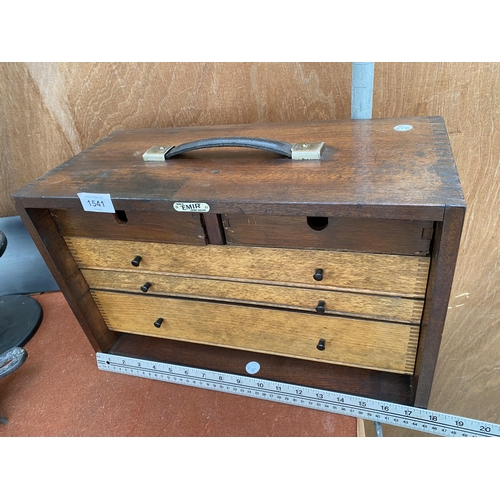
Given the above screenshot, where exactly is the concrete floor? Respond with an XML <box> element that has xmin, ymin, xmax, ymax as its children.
<box><xmin>0</xmin><ymin>292</ymin><xmax>359</xmax><ymax>437</ymax></box>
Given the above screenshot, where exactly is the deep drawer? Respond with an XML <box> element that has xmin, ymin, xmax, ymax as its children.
<box><xmin>92</xmin><ymin>290</ymin><xmax>420</xmax><ymax>375</ymax></box>
<box><xmin>222</xmin><ymin>215</ymin><xmax>434</xmax><ymax>255</ymax></box>
<box><xmin>67</xmin><ymin>237</ymin><xmax>430</xmax><ymax>297</ymax></box>
<box><xmin>51</xmin><ymin>208</ymin><xmax>207</xmax><ymax>245</ymax></box>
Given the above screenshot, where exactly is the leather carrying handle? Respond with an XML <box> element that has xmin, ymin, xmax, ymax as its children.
<box><xmin>143</xmin><ymin>137</ymin><xmax>325</xmax><ymax>161</ymax></box>
<box><xmin>165</xmin><ymin>137</ymin><xmax>293</xmax><ymax>158</ymax></box>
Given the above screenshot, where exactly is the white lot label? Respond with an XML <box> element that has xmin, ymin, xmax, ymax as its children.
<box><xmin>78</xmin><ymin>192</ymin><xmax>115</xmax><ymax>213</ymax></box>
<box><xmin>173</xmin><ymin>202</ymin><xmax>210</xmax><ymax>212</ymax></box>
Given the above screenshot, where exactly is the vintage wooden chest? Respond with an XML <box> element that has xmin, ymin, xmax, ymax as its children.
<box><xmin>13</xmin><ymin>117</ymin><xmax>465</xmax><ymax>408</ymax></box>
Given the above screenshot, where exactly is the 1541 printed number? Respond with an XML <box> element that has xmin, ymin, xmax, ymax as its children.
<box><xmin>77</xmin><ymin>192</ymin><xmax>115</xmax><ymax>213</ymax></box>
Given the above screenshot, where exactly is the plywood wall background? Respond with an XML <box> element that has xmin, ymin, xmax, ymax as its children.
<box><xmin>1</xmin><ymin>62</ymin><xmax>498</xmax><ymax>436</ymax></box>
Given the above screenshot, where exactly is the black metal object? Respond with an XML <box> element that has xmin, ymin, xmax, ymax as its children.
<box><xmin>0</xmin><ymin>227</ymin><xmax>43</xmax><ymax>425</ymax></box>
<box><xmin>0</xmin><ymin>295</ymin><xmax>43</xmax><ymax>353</ymax></box>
<box><xmin>316</xmin><ymin>300</ymin><xmax>326</xmax><ymax>314</ymax></box>
<box><xmin>154</xmin><ymin>318</ymin><xmax>164</xmax><ymax>328</ymax></box>
<box><xmin>131</xmin><ymin>256</ymin><xmax>142</xmax><ymax>267</ymax></box>
<box><xmin>0</xmin><ymin>347</ymin><xmax>28</xmax><ymax>380</ymax></box>
<box><xmin>316</xmin><ymin>339</ymin><xmax>326</xmax><ymax>351</ymax></box>
<box><xmin>141</xmin><ymin>282</ymin><xmax>152</xmax><ymax>293</ymax></box>
<box><xmin>313</xmin><ymin>269</ymin><xmax>324</xmax><ymax>281</ymax></box>
<box><xmin>0</xmin><ymin>230</ymin><xmax>6</xmax><ymax>258</ymax></box>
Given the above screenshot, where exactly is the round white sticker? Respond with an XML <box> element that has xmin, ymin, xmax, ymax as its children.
<box><xmin>245</xmin><ymin>361</ymin><xmax>261</xmax><ymax>375</ymax></box>
<box><xmin>394</xmin><ymin>124</ymin><xmax>413</xmax><ymax>132</ymax></box>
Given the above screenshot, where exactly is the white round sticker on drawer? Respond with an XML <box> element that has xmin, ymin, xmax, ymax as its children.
<box><xmin>245</xmin><ymin>361</ymin><xmax>261</xmax><ymax>375</ymax></box>
<box><xmin>173</xmin><ymin>202</ymin><xmax>210</xmax><ymax>212</ymax></box>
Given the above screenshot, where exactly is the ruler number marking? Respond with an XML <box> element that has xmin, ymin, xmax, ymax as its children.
<box><xmin>96</xmin><ymin>353</ymin><xmax>499</xmax><ymax>438</ymax></box>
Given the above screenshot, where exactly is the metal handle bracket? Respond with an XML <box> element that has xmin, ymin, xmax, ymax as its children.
<box><xmin>291</xmin><ymin>142</ymin><xmax>325</xmax><ymax>160</ymax></box>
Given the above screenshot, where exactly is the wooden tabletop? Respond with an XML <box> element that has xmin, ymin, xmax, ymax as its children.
<box><xmin>14</xmin><ymin>116</ymin><xmax>465</xmax><ymax>220</ymax></box>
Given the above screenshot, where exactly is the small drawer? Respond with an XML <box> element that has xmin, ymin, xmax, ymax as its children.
<box><xmin>82</xmin><ymin>269</ymin><xmax>425</xmax><ymax>324</ymax></box>
<box><xmin>92</xmin><ymin>291</ymin><xmax>420</xmax><ymax>375</ymax></box>
<box><xmin>51</xmin><ymin>208</ymin><xmax>207</xmax><ymax>245</ymax></box>
<box><xmin>67</xmin><ymin>237</ymin><xmax>430</xmax><ymax>298</ymax></box>
<box><xmin>222</xmin><ymin>215</ymin><xmax>434</xmax><ymax>255</ymax></box>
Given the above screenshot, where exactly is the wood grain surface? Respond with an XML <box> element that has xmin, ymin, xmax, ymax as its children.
<box><xmin>82</xmin><ymin>269</ymin><xmax>425</xmax><ymax>324</ymax></box>
<box><xmin>51</xmin><ymin>208</ymin><xmax>207</xmax><ymax>244</ymax></box>
<box><xmin>111</xmin><ymin>333</ymin><xmax>415</xmax><ymax>406</ymax></box>
<box><xmin>372</xmin><ymin>63</ymin><xmax>500</xmax><ymax>436</ymax></box>
<box><xmin>2</xmin><ymin>62</ymin><xmax>499</xmax><ymax>436</ymax></box>
<box><xmin>66</xmin><ymin>236</ymin><xmax>430</xmax><ymax>297</ymax></box>
<box><xmin>14</xmin><ymin>206</ymin><xmax>118</xmax><ymax>352</ymax></box>
<box><xmin>13</xmin><ymin>117</ymin><xmax>461</xmax><ymax>220</ymax></box>
<box><xmin>92</xmin><ymin>290</ymin><xmax>419</xmax><ymax>374</ymax></box>
<box><xmin>1</xmin><ymin>62</ymin><xmax>351</xmax><ymax>217</ymax></box>
<box><xmin>222</xmin><ymin>214</ymin><xmax>434</xmax><ymax>255</ymax></box>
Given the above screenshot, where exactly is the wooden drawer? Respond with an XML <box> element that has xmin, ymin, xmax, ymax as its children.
<box><xmin>92</xmin><ymin>290</ymin><xmax>420</xmax><ymax>375</ymax></box>
<box><xmin>67</xmin><ymin>237</ymin><xmax>430</xmax><ymax>297</ymax></box>
<box><xmin>82</xmin><ymin>269</ymin><xmax>425</xmax><ymax>324</ymax></box>
<box><xmin>222</xmin><ymin>215</ymin><xmax>434</xmax><ymax>255</ymax></box>
<box><xmin>51</xmin><ymin>208</ymin><xmax>207</xmax><ymax>245</ymax></box>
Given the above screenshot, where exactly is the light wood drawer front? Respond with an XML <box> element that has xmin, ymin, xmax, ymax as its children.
<box><xmin>68</xmin><ymin>237</ymin><xmax>430</xmax><ymax>298</ymax></box>
<box><xmin>83</xmin><ymin>269</ymin><xmax>424</xmax><ymax>324</ymax></box>
<box><xmin>92</xmin><ymin>291</ymin><xmax>419</xmax><ymax>375</ymax></box>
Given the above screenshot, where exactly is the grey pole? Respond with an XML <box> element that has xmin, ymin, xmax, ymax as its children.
<box><xmin>351</xmin><ymin>62</ymin><xmax>381</xmax><ymax>437</ymax></box>
<box><xmin>351</xmin><ymin>62</ymin><xmax>375</xmax><ymax>119</ymax></box>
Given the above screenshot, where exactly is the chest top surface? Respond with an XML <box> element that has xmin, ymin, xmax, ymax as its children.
<box><xmin>15</xmin><ymin>116</ymin><xmax>465</xmax><ymax>220</ymax></box>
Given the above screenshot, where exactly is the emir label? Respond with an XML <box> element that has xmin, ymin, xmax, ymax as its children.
<box><xmin>173</xmin><ymin>202</ymin><xmax>210</xmax><ymax>213</ymax></box>
<box><xmin>77</xmin><ymin>192</ymin><xmax>116</xmax><ymax>213</ymax></box>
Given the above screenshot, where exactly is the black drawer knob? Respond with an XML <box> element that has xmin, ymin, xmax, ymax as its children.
<box><xmin>141</xmin><ymin>282</ymin><xmax>152</xmax><ymax>293</ymax></box>
<box><xmin>154</xmin><ymin>318</ymin><xmax>164</xmax><ymax>328</ymax></box>
<box><xmin>316</xmin><ymin>338</ymin><xmax>326</xmax><ymax>351</ymax></box>
<box><xmin>316</xmin><ymin>300</ymin><xmax>326</xmax><ymax>314</ymax></box>
<box><xmin>313</xmin><ymin>269</ymin><xmax>324</xmax><ymax>281</ymax></box>
<box><xmin>131</xmin><ymin>256</ymin><xmax>142</xmax><ymax>267</ymax></box>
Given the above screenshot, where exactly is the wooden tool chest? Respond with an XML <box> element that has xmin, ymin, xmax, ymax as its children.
<box><xmin>13</xmin><ymin>116</ymin><xmax>465</xmax><ymax>408</ymax></box>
